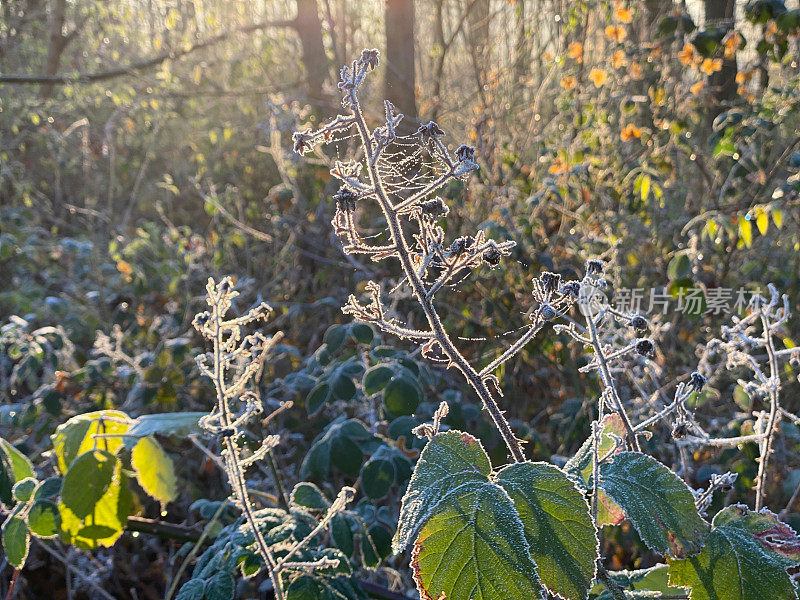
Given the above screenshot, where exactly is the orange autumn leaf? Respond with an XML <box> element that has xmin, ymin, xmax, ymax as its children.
<box><xmin>723</xmin><ymin>32</ymin><xmax>742</xmax><ymax>58</ymax></box>
<box><xmin>589</xmin><ymin>68</ymin><xmax>608</xmax><ymax>87</ymax></box>
<box><xmin>628</xmin><ymin>62</ymin><xmax>643</xmax><ymax>79</ymax></box>
<box><xmin>567</xmin><ymin>41</ymin><xmax>583</xmax><ymax>62</ymax></box>
<box><xmin>605</xmin><ymin>24</ymin><xmax>627</xmax><ymax>43</ymax></box>
<box><xmin>700</xmin><ymin>58</ymin><xmax>722</xmax><ymax>75</ymax></box>
<box><xmin>614</xmin><ymin>2</ymin><xmax>633</xmax><ymax>23</ymax></box>
<box><xmin>678</xmin><ymin>43</ymin><xmax>696</xmax><ymax>66</ymax></box>
<box><xmin>620</xmin><ymin>123</ymin><xmax>641</xmax><ymax>141</ymax></box>
<box><xmin>690</xmin><ymin>80</ymin><xmax>704</xmax><ymax>95</ymax></box>
<box><xmin>549</xmin><ymin>156</ymin><xmax>569</xmax><ymax>175</ymax></box>
<box><xmin>612</xmin><ymin>49</ymin><xmax>627</xmax><ymax>69</ymax></box>
<box><xmin>560</xmin><ymin>76</ymin><xmax>577</xmax><ymax>90</ymax></box>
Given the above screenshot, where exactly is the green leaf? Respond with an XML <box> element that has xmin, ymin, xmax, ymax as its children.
<box><xmin>362</xmin><ymin>365</ymin><xmax>393</xmax><ymax>396</ymax></box>
<box><xmin>205</xmin><ymin>571</ymin><xmax>235</xmax><ymax>600</ymax></box>
<box><xmin>59</xmin><ymin>464</ymin><xmax>132</xmax><ymax>549</ymax></box>
<box><xmin>306</xmin><ymin>382</ymin><xmax>331</xmax><ymax>415</ymax></box>
<box><xmin>0</xmin><ymin>438</ymin><xmax>35</xmax><ymax>504</ymax></box>
<box><xmin>591</xmin><ymin>564</ymin><xmax>684</xmax><ymax>599</ymax></box>
<box><xmin>33</xmin><ymin>477</ymin><xmax>62</xmax><ymax>500</ymax></box>
<box><xmin>361</xmin><ymin>458</ymin><xmax>395</xmax><ymax>499</ymax></box>
<box><xmin>411</xmin><ymin>482</ymin><xmax>544</xmax><ymax>600</ymax></box>
<box><xmin>175</xmin><ymin>579</ymin><xmax>205</xmax><ymax>600</ymax></box>
<box><xmin>599</xmin><ymin>452</ymin><xmax>709</xmax><ymax>558</ymax></box>
<box><xmin>668</xmin><ymin>505</ymin><xmax>800</xmax><ymax>600</ymax></box>
<box><xmin>2</xmin><ymin>515</ymin><xmax>29</xmax><ymax>568</ymax></box>
<box><xmin>12</xmin><ymin>477</ymin><xmax>37</xmax><ymax>502</ymax></box>
<box><xmin>496</xmin><ymin>462</ymin><xmax>598</xmax><ymax>600</ymax></box>
<box><xmin>51</xmin><ymin>410</ymin><xmax>130</xmax><ymax>473</ymax></box>
<box><xmin>125</xmin><ymin>412</ymin><xmax>204</xmax><ymax>441</ymax></box>
<box><xmin>383</xmin><ymin>376</ymin><xmax>421</xmax><ymax>417</ymax></box>
<box><xmin>330</xmin><ymin>513</ymin><xmax>355</xmax><ymax>557</ymax></box>
<box><xmin>28</xmin><ymin>500</ymin><xmax>61</xmax><ymax>538</ymax></box>
<box><xmin>323</xmin><ymin>325</ymin><xmax>348</xmax><ymax>353</ymax></box>
<box><xmin>668</xmin><ymin>253</ymin><xmax>692</xmax><ymax>281</ymax></box>
<box><xmin>350</xmin><ymin>323</ymin><xmax>374</xmax><ymax>345</ymax></box>
<box><xmin>290</xmin><ymin>482</ymin><xmax>330</xmax><ymax>511</ymax></box>
<box><xmin>132</xmin><ymin>436</ymin><xmax>177</xmax><ymax>505</ymax></box>
<box><xmin>61</xmin><ymin>450</ymin><xmax>117</xmax><ymax>519</ymax></box>
<box><xmin>394</xmin><ymin>430</ymin><xmax>491</xmax><ymax>552</ymax></box>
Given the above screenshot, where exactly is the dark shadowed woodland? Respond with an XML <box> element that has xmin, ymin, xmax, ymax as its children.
<box><xmin>2</xmin><ymin>0</ymin><xmax>800</xmax><ymax>599</ymax></box>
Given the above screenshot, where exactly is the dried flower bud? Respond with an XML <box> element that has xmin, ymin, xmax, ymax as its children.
<box><xmin>417</xmin><ymin>121</ymin><xmax>445</xmax><ymax>143</ymax></box>
<box><xmin>635</xmin><ymin>338</ymin><xmax>655</xmax><ymax>356</ymax></box>
<box><xmin>420</xmin><ymin>197</ymin><xmax>449</xmax><ymax>219</ymax></box>
<box><xmin>449</xmin><ymin>236</ymin><xmax>474</xmax><ymax>257</ymax></box>
<box><xmin>455</xmin><ymin>144</ymin><xmax>476</xmax><ymax>163</ymax></box>
<box><xmin>333</xmin><ymin>187</ymin><xmax>358</xmax><ymax>212</ymax></box>
<box><xmin>219</xmin><ymin>279</ymin><xmax>232</xmax><ymax>293</ymax></box>
<box><xmin>193</xmin><ymin>312</ymin><xmax>210</xmax><ymax>327</ymax></box>
<box><xmin>541</xmin><ymin>304</ymin><xmax>557</xmax><ymax>321</ymax></box>
<box><xmin>586</xmin><ymin>259</ymin><xmax>604</xmax><ymax>275</ymax></box>
<box><xmin>559</xmin><ymin>281</ymin><xmax>581</xmax><ymax>298</ymax></box>
<box><xmin>630</xmin><ymin>314</ymin><xmax>648</xmax><ymax>331</ymax></box>
<box><xmin>672</xmin><ymin>422</ymin><xmax>689</xmax><ymax>439</ymax></box>
<box><xmin>292</xmin><ymin>129</ymin><xmax>314</xmax><ymax>154</ymax></box>
<box><xmin>689</xmin><ymin>371</ymin><xmax>706</xmax><ymax>392</ymax></box>
<box><xmin>482</xmin><ymin>244</ymin><xmax>502</xmax><ymax>267</ymax></box>
<box><xmin>540</xmin><ymin>271</ymin><xmax>562</xmax><ymax>292</ymax></box>
<box><xmin>360</xmin><ymin>49</ymin><xmax>380</xmax><ymax>70</ymax></box>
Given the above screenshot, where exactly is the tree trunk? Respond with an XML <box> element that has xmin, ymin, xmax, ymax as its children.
<box><xmin>384</xmin><ymin>0</ymin><xmax>418</xmax><ymax>131</ymax></box>
<box><xmin>41</xmin><ymin>0</ymin><xmax>67</xmax><ymax>98</ymax></box>
<box><xmin>704</xmin><ymin>0</ymin><xmax>737</xmax><ymax>112</ymax></box>
<box><xmin>294</xmin><ymin>0</ymin><xmax>329</xmax><ymax>112</ymax></box>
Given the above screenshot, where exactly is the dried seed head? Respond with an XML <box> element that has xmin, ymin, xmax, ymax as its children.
<box><xmin>360</xmin><ymin>49</ymin><xmax>380</xmax><ymax>70</ymax></box>
<box><xmin>586</xmin><ymin>259</ymin><xmax>604</xmax><ymax>275</ymax></box>
<box><xmin>689</xmin><ymin>371</ymin><xmax>707</xmax><ymax>392</ymax></box>
<box><xmin>635</xmin><ymin>338</ymin><xmax>655</xmax><ymax>356</ymax></box>
<box><xmin>672</xmin><ymin>422</ymin><xmax>689</xmax><ymax>439</ymax></box>
<box><xmin>193</xmin><ymin>312</ymin><xmax>210</xmax><ymax>328</ymax></box>
<box><xmin>449</xmin><ymin>235</ymin><xmax>474</xmax><ymax>257</ymax></box>
<box><xmin>541</xmin><ymin>304</ymin><xmax>557</xmax><ymax>321</ymax></box>
<box><xmin>420</xmin><ymin>197</ymin><xmax>449</xmax><ymax>219</ymax></box>
<box><xmin>333</xmin><ymin>187</ymin><xmax>358</xmax><ymax>212</ymax></box>
<box><xmin>417</xmin><ymin>121</ymin><xmax>445</xmax><ymax>143</ymax></box>
<box><xmin>482</xmin><ymin>243</ymin><xmax>502</xmax><ymax>267</ymax></box>
<box><xmin>540</xmin><ymin>271</ymin><xmax>562</xmax><ymax>292</ymax></box>
<box><xmin>630</xmin><ymin>314</ymin><xmax>648</xmax><ymax>331</ymax></box>
<box><xmin>455</xmin><ymin>144</ymin><xmax>476</xmax><ymax>163</ymax></box>
<box><xmin>219</xmin><ymin>279</ymin><xmax>233</xmax><ymax>293</ymax></box>
<box><xmin>559</xmin><ymin>281</ymin><xmax>581</xmax><ymax>298</ymax></box>
<box><xmin>292</xmin><ymin>129</ymin><xmax>314</xmax><ymax>154</ymax></box>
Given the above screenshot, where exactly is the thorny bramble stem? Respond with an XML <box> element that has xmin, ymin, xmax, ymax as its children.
<box><xmin>291</xmin><ymin>50</ymin><xmax>573</xmax><ymax>462</ymax></box>
<box><xmin>194</xmin><ymin>277</ymin><xmax>355</xmax><ymax>598</ymax></box>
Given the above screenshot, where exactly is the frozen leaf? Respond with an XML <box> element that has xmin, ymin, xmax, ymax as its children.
<box><xmin>290</xmin><ymin>482</ymin><xmax>330</xmax><ymax>511</ymax></box>
<box><xmin>599</xmin><ymin>452</ymin><xmax>709</xmax><ymax>558</ymax></box>
<box><xmin>411</xmin><ymin>482</ymin><xmax>544</xmax><ymax>600</ymax></box>
<box><xmin>27</xmin><ymin>500</ymin><xmax>61</xmax><ymax>538</ymax></box>
<box><xmin>564</xmin><ymin>414</ymin><xmax>626</xmax><ymax>527</ymax></box>
<box><xmin>394</xmin><ymin>430</ymin><xmax>491</xmax><ymax>552</ymax></box>
<box><xmin>668</xmin><ymin>504</ymin><xmax>800</xmax><ymax>600</ymax></box>
<box><xmin>496</xmin><ymin>462</ymin><xmax>598</xmax><ymax>600</ymax></box>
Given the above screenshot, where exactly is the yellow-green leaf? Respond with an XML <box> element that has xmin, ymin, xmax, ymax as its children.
<box><xmin>131</xmin><ymin>437</ymin><xmax>177</xmax><ymax>505</ymax></box>
<box><xmin>51</xmin><ymin>410</ymin><xmax>131</xmax><ymax>473</ymax></box>
<box><xmin>773</xmin><ymin>209</ymin><xmax>783</xmax><ymax>229</ymax></box>
<box><xmin>738</xmin><ymin>215</ymin><xmax>753</xmax><ymax>248</ymax></box>
<box><xmin>756</xmin><ymin>210</ymin><xmax>769</xmax><ymax>235</ymax></box>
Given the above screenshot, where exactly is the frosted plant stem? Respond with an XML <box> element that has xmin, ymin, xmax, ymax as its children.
<box><xmin>210</xmin><ymin>305</ymin><xmax>285</xmax><ymax>600</ymax></box>
<box><xmin>348</xmin><ymin>91</ymin><xmax>526</xmax><ymax>463</ymax></box>
<box><xmin>585</xmin><ymin>312</ymin><xmax>641</xmax><ymax>453</ymax></box>
<box><xmin>755</xmin><ymin>311</ymin><xmax>781</xmax><ymax>511</ymax></box>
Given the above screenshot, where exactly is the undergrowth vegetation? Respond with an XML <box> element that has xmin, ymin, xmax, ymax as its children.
<box><xmin>2</xmin><ymin>1</ymin><xmax>800</xmax><ymax>599</ymax></box>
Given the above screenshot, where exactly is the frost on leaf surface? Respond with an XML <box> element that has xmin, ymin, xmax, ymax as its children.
<box><xmin>411</xmin><ymin>482</ymin><xmax>544</xmax><ymax>600</ymax></box>
<box><xmin>394</xmin><ymin>430</ymin><xmax>491</xmax><ymax>552</ymax></box>
<box><xmin>598</xmin><ymin>452</ymin><xmax>708</xmax><ymax>558</ymax></box>
<box><xmin>496</xmin><ymin>462</ymin><xmax>598</xmax><ymax>600</ymax></box>
<box><xmin>668</xmin><ymin>504</ymin><xmax>800</xmax><ymax>600</ymax></box>
<box><xmin>564</xmin><ymin>414</ymin><xmax>625</xmax><ymax>527</ymax></box>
